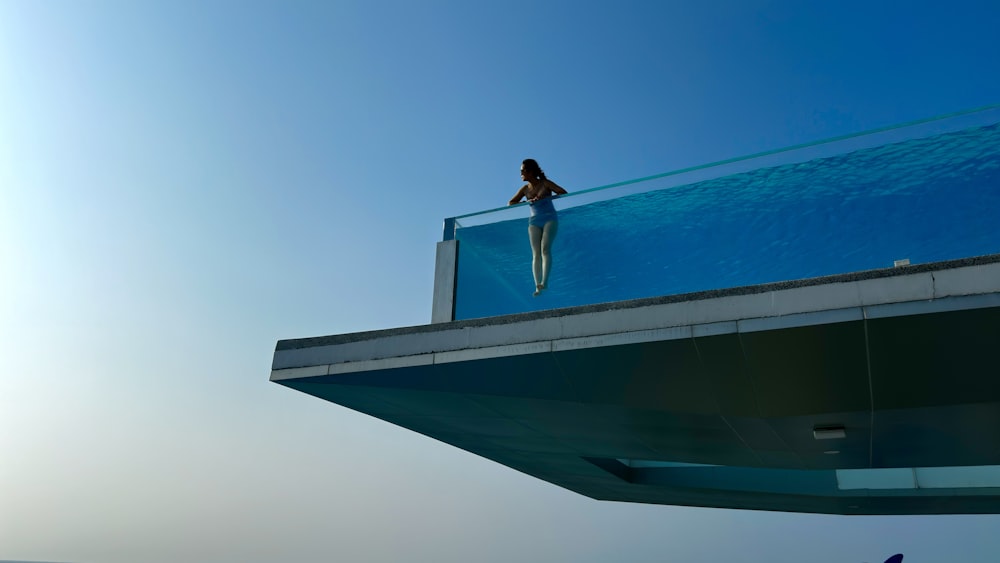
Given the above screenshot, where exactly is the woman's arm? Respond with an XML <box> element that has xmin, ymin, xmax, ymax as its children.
<box><xmin>508</xmin><ymin>185</ymin><xmax>528</xmax><ymax>205</ymax></box>
<box><xmin>547</xmin><ymin>180</ymin><xmax>568</xmax><ymax>196</ymax></box>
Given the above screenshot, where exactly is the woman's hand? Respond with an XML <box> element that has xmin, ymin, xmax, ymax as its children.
<box><xmin>508</xmin><ymin>185</ymin><xmax>528</xmax><ymax>206</ymax></box>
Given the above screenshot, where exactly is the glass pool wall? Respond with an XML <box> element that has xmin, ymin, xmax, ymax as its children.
<box><xmin>449</xmin><ymin>106</ymin><xmax>1000</xmax><ymax>320</ymax></box>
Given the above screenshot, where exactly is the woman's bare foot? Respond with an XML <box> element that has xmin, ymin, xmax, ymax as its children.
<box><xmin>533</xmin><ymin>284</ymin><xmax>545</xmax><ymax>297</ymax></box>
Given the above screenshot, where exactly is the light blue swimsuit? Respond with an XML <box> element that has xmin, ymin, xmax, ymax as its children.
<box><xmin>529</xmin><ymin>197</ymin><xmax>558</xmax><ymax>228</ymax></box>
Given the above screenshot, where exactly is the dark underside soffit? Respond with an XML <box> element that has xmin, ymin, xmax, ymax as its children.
<box><xmin>277</xmin><ymin>305</ymin><xmax>1000</xmax><ymax>515</ymax></box>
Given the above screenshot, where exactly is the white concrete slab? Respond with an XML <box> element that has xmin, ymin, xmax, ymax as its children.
<box><xmin>934</xmin><ymin>263</ymin><xmax>1000</xmax><ymax>298</ymax></box>
<box><xmin>272</xmin><ymin>255</ymin><xmax>1000</xmax><ymax>378</ymax></box>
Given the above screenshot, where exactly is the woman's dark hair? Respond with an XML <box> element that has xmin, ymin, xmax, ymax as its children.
<box><xmin>522</xmin><ymin>158</ymin><xmax>547</xmax><ymax>182</ymax></box>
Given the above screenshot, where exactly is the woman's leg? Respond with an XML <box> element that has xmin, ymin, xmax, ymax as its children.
<box><xmin>528</xmin><ymin>225</ymin><xmax>543</xmax><ymax>292</ymax></box>
<box><xmin>539</xmin><ymin>220</ymin><xmax>559</xmax><ymax>289</ymax></box>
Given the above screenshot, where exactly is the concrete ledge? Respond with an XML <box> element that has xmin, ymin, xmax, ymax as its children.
<box><xmin>272</xmin><ymin>254</ymin><xmax>1000</xmax><ymax>374</ymax></box>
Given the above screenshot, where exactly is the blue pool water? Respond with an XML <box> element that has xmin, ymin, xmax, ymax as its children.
<box><xmin>454</xmin><ymin>122</ymin><xmax>1000</xmax><ymax>320</ymax></box>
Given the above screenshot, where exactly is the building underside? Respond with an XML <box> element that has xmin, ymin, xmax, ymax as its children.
<box><xmin>271</xmin><ymin>255</ymin><xmax>1000</xmax><ymax>515</ymax></box>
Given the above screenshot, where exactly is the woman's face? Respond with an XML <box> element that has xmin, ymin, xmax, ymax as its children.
<box><xmin>520</xmin><ymin>164</ymin><xmax>533</xmax><ymax>182</ymax></box>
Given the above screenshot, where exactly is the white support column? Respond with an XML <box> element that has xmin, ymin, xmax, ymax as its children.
<box><xmin>431</xmin><ymin>239</ymin><xmax>459</xmax><ymax>323</ymax></box>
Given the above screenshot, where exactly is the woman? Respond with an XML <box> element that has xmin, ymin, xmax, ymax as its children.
<box><xmin>508</xmin><ymin>158</ymin><xmax>568</xmax><ymax>296</ymax></box>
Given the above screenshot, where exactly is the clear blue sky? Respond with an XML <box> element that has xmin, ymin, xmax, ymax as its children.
<box><xmin>2</xmin><ymin>1</ymin><xmax>999</xmax><ymax>562</ymax></box>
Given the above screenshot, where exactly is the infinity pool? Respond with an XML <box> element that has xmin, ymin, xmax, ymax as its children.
<box><xmin>452</xmin><ymin>112</ymin><xmax>1000</xmax><ymax>320</ymax></box>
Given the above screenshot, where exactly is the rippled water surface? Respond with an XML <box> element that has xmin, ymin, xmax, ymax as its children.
<box><xmin>455</xmin><ymin>123</ymin><xmax>1000</xmax><ymax>320</ymax></box>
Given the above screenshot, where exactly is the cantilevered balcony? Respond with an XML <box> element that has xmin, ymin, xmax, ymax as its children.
<box><xmin>273</xmin><ymin>105</ymin><xmax>1000</xmax><ymax>515</ymax></box>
